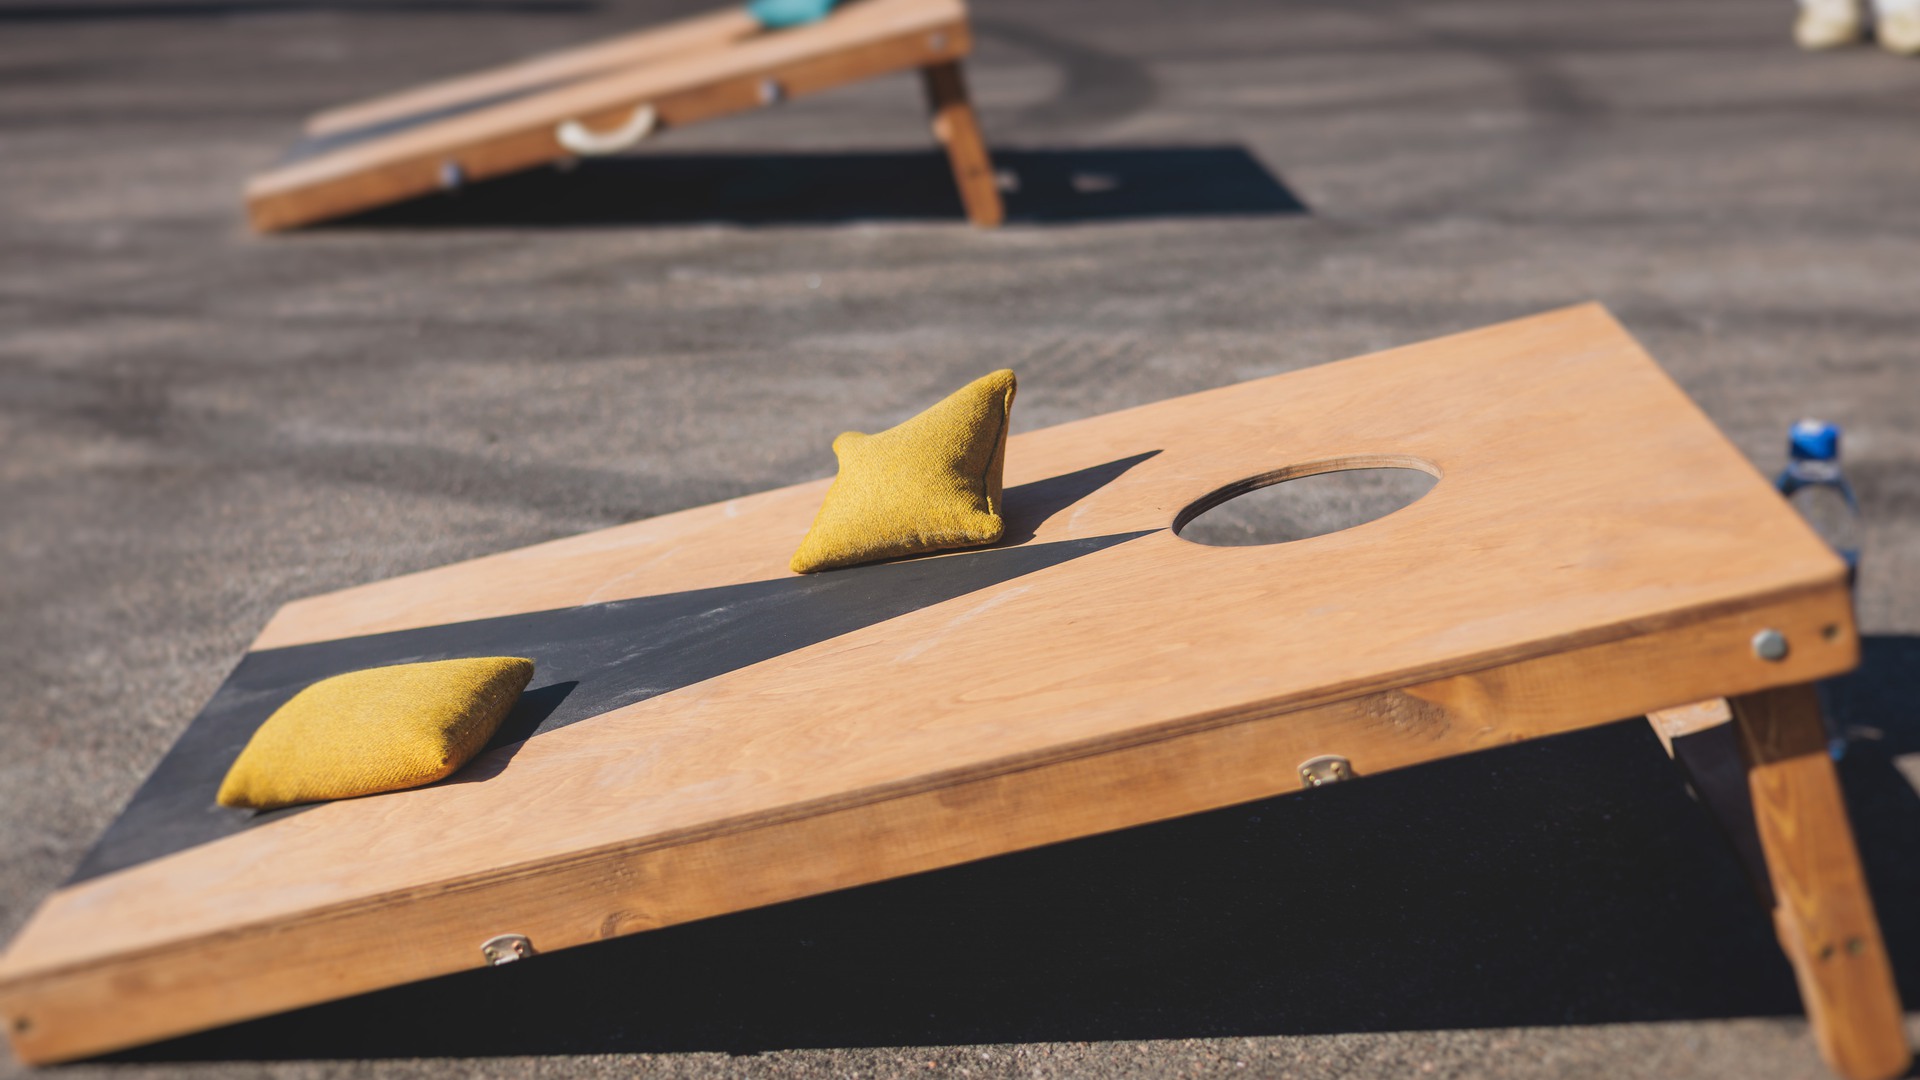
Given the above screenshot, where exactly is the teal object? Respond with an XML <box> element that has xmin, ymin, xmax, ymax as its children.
<box><xmin>748</xmin><ymin>0</ymin><xmax>837</xmax><ymax>29</ymax></box>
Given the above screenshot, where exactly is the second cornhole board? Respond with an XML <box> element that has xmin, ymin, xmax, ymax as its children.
<box><xmin>244</xmin><ymin>0</ymin><xmax>1002</xmax><ymax>230</ymax></box>
<box><xmin>0</xmin><ymin>305</ymin><xmax>1906</xmax><ymax>1078</ymax></box>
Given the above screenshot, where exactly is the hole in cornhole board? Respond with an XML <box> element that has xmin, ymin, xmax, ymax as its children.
<box><xmin>1175</xmin><ymin>458</ymin><xmax>1439</xmax><ymax>547</ymax></box>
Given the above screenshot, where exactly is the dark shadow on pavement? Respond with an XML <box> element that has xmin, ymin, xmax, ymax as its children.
<box><xmin>322</xmin><ymin>147</ymin><xmax>1306</xmax><ymax>228</ymax></box>
<box><xmin>104</xmin><ymin>636</ymin><xmax>1920</xmax><ymax>1062</ymax></box>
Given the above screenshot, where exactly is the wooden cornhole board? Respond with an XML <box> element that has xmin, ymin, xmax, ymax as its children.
<box><xmin>0</xmin><ymin>305</ymin><xmax>1908</xmax><ymax>1077</ymax></box>
<box><xmin>244</xmin><ymin>0</ymin><xmax>1002</xmax><ymax>231</ymax></box>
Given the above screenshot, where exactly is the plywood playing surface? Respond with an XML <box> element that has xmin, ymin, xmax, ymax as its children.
<box><xmin>245</xmin><ymin>0</ymin><xmax>988</xmax><ymax>231</ymax></box>
<box><xmin>0</xmin><ymin>305</ymin><xmax>1873</xmax><ymax>1064</ymax></box>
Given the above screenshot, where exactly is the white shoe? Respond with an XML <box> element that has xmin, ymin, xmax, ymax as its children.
<box><xmin>1796</xmin><ymin>8</ymin><xmax>1864</xmax><ymax>47</ymax></box>
<box><xmin>1879</xmin><ymin>10</ymin><xmax>1920</xmax><ymax>53</ymax></box>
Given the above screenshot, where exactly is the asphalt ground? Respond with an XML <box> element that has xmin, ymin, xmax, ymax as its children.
<box><xmin>3</xmin><ymin>0</ymin><xmax>1919</xmax><ymax>1076</ymax></box>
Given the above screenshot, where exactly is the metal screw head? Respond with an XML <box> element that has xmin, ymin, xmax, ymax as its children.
<box><xmin>437</xmin><ymin>159</ymin><xmax>465</xmax><ymax>192</ymax></box>
<box><xmin>481</xmin><ymin>933</ymin><xmax>534</xmax><ymax>966</ymax></box>
<box><xmin>1752</xmin><ymin>628</ymin><xmax>1789</xmax><ymax>662</ymax></box>
<box><xmin>758</xmin><ymin>78</ymin><xmax>784</xmax><ymax>105</ymax></box>
<box><xmin>928</xmin><ymin>31</ymin><xmax>948</xmax><ymax>50</ymax></box>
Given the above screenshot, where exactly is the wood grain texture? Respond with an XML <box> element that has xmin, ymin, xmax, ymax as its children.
<box><xmin>245</xmin><ymin>0</ymin><xmax>972</xmax><ymax>231</ymax></box>
<box><xmin>0</xmin><ymin>595</ymin><xmax>1859</xmax><ymax>1063</ymax></box>
<box><xmin>251</xmin><ymin>302</ymin><xmax>1853</xmax><ymax>649</ymax></box>
<box><xmin>1730</xmin><ymin>686</ymin><xmax>1911</xmax><ymax>1080</ymax></box>
<box><xmin>0</xmin><ymin>304</ymin><xmax>1869</xmax><ymax>1062</ymax></box>
<box><xmin>921</xmin><ymin>60</ymin><xmax>1003</xmax><ymax>227</ymax></box>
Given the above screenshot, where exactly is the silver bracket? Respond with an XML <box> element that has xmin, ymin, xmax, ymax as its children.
<box><xmin>481</xmin><ymin>933</ymin><xmax>535</xmax><ymax>966</ymax></box>
<box><xmin>1298</xmin><ymin>755</ymin><xmax>1354</xmax><ymax>788</ymax></box>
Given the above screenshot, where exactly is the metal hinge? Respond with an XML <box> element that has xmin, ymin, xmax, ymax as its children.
<box><xmin>481</xmin><ymin>934</ymin><xmax>535</xmax><ymax>966</ymax></box>
<box><xmin>1298</xmin><ymin>755</ymin><xmax>1354</xmax><ymax>788</ymax></box>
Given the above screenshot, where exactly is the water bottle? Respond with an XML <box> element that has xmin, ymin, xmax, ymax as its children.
<box><xmin>1776</xmin><ymin>419</ymin><xmax>1861</xmax><ymax>584</ymax></box>
<box><xmin>1776</xmin><ymin>419</ymin><xmax>1860</xmax><ymax>759</ymax></box>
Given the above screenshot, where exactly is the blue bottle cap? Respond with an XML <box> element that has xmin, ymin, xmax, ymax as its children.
<box><xmin>1789</xmin><ymin>419</ymin><xmax>1840</xmax><ymax>461</ymax></box>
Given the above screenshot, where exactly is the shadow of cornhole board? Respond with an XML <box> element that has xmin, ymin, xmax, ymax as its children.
<box><xmin>243</xmin><ymin>0</ymin><xmax>1002</xmax><ymax>231</ymax></box>
<box><xmin>0</xmin><ymin>305</ymin><xmax>1908</xmax><ymax>1078</ymax></box>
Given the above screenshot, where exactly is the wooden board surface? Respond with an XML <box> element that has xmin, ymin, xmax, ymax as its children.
<box><xmin>0</xmin><ymin>304</ymin><xmax>1861</xmax><ymax>1062</ymax></box>
<box><xmin>245</xmin><ymin>0</ymin><xmax>971</xmax><ymax>231</ymax></box>
<box><xmin>302</xmin><ymin>6</ymin><xmax>765</xmax><ymax>139</ymax></box>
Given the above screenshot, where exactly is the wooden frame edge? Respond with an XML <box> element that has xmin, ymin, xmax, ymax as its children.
<box><xmin>0</xmin><ymin>583</ymin><xmax>1855</xmax><ymax>1063</ymax></box>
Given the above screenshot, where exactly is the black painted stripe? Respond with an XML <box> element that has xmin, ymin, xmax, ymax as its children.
<box><xmin>70</xmin><ymin>528</ymin><xmax>1153</xmax><ymax>883</ymax></box>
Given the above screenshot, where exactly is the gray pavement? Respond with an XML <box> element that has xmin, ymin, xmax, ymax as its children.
<box><xmin>3</xmin><ymin>0</ymin><xmax>1919</xmax><ymax>1076</ymax></box>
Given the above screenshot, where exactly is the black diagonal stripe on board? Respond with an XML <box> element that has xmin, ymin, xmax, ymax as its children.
<box><xmin>70</xmin><ymin>530</ymin><xmax>1153</xmax><ymax>884</ymax></box>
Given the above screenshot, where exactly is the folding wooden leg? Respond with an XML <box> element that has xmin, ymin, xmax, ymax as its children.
<box><xmin>1728</xmin><ymin>684</ymin><xmax>1910</xmax><ymax>1080</ymax></box>
<box><xmin>1650</xmin><ymin>700</ymin><xmax>1773</xmax><ymax>902</ymax></box>
<box><xmin>920</xmin><ymin>60</ymin><xmax>1004</xmax><ymax>227</ymax></box>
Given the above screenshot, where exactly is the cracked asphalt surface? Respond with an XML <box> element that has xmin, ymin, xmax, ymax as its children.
<box><xmin>3</xmin><ymin>0</ymin><xmax>1919</xmax><ymax>1077</ymax></box>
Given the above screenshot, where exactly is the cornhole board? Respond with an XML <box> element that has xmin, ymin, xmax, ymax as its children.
<box><xmin>243</xmin><ymin>0</ymin><xmax>1002</xmax><ymax>231</ymax></box>
<box><xmin>0</xmin><ymin>304</ymin><xmax>1907</xmax><ymax>1078</ymax></box>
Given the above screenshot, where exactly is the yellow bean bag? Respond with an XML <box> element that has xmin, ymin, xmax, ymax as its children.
<box><xmin>217</xmin><ymin>656</ymin><xmax>534</xmax><ymax>811</ymax></box>
<box><xmin>791</xmin><ymin>369</ymin><xmax>1017</xmax><ymax>574</ymax></box>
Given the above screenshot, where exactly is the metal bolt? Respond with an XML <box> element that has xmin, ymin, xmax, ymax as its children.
<box><xmin>437</xmin><ymin>159</ymin><xmax>465</xmax><ymax>192</ymax></box>
<box><xmin>1751</xmin><ymin>628</ymin><xmax>1789</xmax><ymax>662</ymax></box>
<box><xmin>929</xmin><ymin>31</ymin><xmax>948</xmax><ymax>50</ymax></box>
<box><xmin>758</xmin><ymin>78</ymin><xmax>784</xmax><ymax>104</ymax></box>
